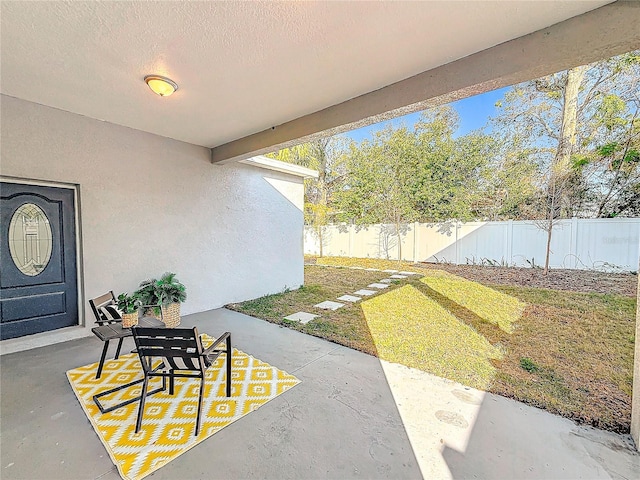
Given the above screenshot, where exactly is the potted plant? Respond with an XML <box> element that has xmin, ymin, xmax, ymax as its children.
<box><xmin>117</xmin><ymin>292</ymin><xmax>140</xmax><ymax>328</ymax></box>
<box><xmin>136</xmin><ymin>278</ymin><xmax>161</xmax><ymax>319</ymax></box>
<box><xmin>135</xmin><ymin>272</ymin><xmax>186</xmax><ymax>328</ymax></box>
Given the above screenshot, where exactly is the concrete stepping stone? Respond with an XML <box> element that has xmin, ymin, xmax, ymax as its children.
<box><xmin>284</xmin><ymin>312</ymin><xmax>319</xmax><ymax>324</ymax></box>
<box><xmin>390</xmin><ymin>274</ymin><xmax>408</xmax><ymax>279</ymax></box>
<box><xmin>399</xmin><ymin>271</ymin><xmax>418</xmax><ymax>275</ymax></box>
<box><xmin>314</xmin><ymin>300</ymin><xmax>345</xmax><ymax>310</ymax></box>
<box><xmin>382</xmin><ymin>269</ymin><xmax>399</xmax><ymax>273</ymax></box>
<box><xmin>365</xmin><ymin>268</ymin><xmax>381</xmax><ymax>271</ymax></box>
<box><xmin>368</xmin><ymin>283</ymin><xmax>389</xmax><ymax>289</ymax></box>
<box><xmin>380</xmin><ymin>278</ymin><xmax>394</xmax><ymax>283</ymax></box>
<box><xmin>354</xmin><ymin>289</ymin><xmax>377</xmax><ymax>296</ymax></box>
<box><xmin>337</xmin><ymin>295</ymin><xmax>361</xmax><ymax>303</ymax></box>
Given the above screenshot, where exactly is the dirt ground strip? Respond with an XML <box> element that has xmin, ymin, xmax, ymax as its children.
<box><xmin>413</xmin><ymin>263</ymin><xmax>638</xmax><ymax>297</ymax></box>
<box><xmin>306</xmin><ymin>256</ymin><xmax>638</xmax><ymax>297</ymax></box>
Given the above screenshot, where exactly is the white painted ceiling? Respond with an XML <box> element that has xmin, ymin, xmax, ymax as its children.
<box><xmin>1</xmin><ymin>1</ymin><xmax>612</xmax><ymax>148</ymax></box>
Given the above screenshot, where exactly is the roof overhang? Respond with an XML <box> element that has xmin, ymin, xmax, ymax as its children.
<box><xmin>239</xmin><ymin>156</ymin><xmax>319</xmax><ymax>179</ymax></box>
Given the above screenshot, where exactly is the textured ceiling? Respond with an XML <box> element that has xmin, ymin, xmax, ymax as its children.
<box><xmin>0</xmin><ymin>1</ymin><xmax>612</xmax><ymax>148</ymax></box>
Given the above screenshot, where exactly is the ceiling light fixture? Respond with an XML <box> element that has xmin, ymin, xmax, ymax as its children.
<box><xmin>144</xmin><ymin>75</ymin><xmax>178</xmax><ymax>97</ymax></box>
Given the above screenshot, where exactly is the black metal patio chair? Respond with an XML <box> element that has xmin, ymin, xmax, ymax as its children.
<box><xmin>89</xmin><ymin>291</ymin><xmax>165</xmax><ymax>379</ymax></box>
<box><xmin>131</xmin><ymin>326</ymin><xmax>232</xmax><ymax>436</ymax></box>
<box><xmin>88</xmin><ymin>291</ymin><xmax>126</xmax><ymax>375</ymax></box>
<box><xmin>89</xmin><ymin>291</ymin><xmax>123</xmax><ymax>325</ymax></box>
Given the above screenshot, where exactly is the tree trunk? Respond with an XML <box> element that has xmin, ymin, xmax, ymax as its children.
<box><xmin>556</xmin><ymin>67</ymin><xmax>586</xmax><ymax>169</ymax></box>
<box><xmin>395</xmin><ymin>221</ymin><xmax>402</xmax><ymax>265</ymax></box>
<box><xmin>544</xmin><ymin>173</ymin><xmax>558</xmax><ymax>275</ymax></box>
<box><xmin>544</xmin><ymin>65</ymin><xmax>587</xmax><ymax>275</ymax></box>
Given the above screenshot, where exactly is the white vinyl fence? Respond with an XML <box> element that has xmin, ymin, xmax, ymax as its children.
<box><xmin>304</xmin><ymin>218</ymin><xmax>640</xmax><ymax>272</ymax></box>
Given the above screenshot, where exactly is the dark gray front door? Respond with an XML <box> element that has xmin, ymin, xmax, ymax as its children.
<box><xmin>1</xmin><ymin>182</ymin><xmax>78</xmax><ymax>340</ymax></box>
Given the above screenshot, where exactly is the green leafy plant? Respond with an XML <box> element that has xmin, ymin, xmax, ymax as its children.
<box><xmin>117</xmin><ymin>292</ymin><xmax>140</xmax><ymax>314</ymax></box>
<box><xmin>135</xmin><ymin>272</ymin><xmax>187</xmax><ymax>309</ymax></box>
<box><xmin>136</xmin><ymin>278</ymin><xmax>158</xmax><ymax>307</ymax></box>
<box><xmin>520</xmin><ymin>357</ymin><xmax>539</xmax><ymax>373</ymax></box>
<box><xmin>156</xmin><ymin>272</ymin><xmax>187</xmax><ymax>305</ymax></box>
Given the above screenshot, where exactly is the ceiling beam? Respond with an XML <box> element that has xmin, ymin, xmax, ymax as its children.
<box><xmin>211</xmin><ymin>1</ymin><xmax>640</xmax><ymax>164</ymax></box>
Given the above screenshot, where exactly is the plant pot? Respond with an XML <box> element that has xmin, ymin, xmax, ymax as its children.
<box><xmin>162</xmin><ymin>302</ymin><xmax>181</xmax><ymax>328</ymax></box>
<box><xmin>122</xmin><ymin>312</ymin><xmax>138</xmax><ymax>328</ymax></box>
<box><xmin>144</xmin><ymin>307</ymin><xmax>162</xmax><ymax>321</ymax></box>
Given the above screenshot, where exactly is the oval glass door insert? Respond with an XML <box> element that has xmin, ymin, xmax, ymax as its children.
<box><xmin>8</xmin><ymin>203</ymin><xmax>53</xmax><ymax>276</ymax></box>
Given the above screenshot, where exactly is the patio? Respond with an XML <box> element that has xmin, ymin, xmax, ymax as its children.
<box><xmin>2</xmin><ymin>308</ymin><xmax>638</xmax><ymax>479</ymax></box>
<box><xmin>2</xmin><ymin>0</ymin><xmax>640</xmax><ymax>456</ymax></box>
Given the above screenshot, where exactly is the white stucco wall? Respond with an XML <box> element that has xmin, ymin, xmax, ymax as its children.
<box><xmin>1</xmin><ymin>95</ymin><xmax>305</xmax><ymax>346</ymax></box>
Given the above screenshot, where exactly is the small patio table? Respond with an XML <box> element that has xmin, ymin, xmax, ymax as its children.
<box><xmin>91</xmin><ymin>316</ymin><xmax>164</xmax><ymax>379</ymax></box>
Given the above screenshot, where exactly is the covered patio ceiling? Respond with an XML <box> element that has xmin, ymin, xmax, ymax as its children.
<box><xmin>1</xmin><ymin>1</ymin><xmax>638</xmax><ymax>163</ymax></box>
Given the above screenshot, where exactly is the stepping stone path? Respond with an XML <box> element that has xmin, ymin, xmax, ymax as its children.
<box><xmin>337</xmin><ymin>295</ymin><xmax>361</xmax><ymax>303</ymax></box>
<box><xmin>354</xmin><ymin>289</ymin><xmax>377</xmax><ymax>296</ymax></box>
<box><xmin>284</xmin><ymin>265</ymin><xmax>424</xmax><ymax>324</ymax></box>
<box><xmin>314</xmin><ymin>300</ymin><xmax>345</xmax><ymax>310</ymax></box>
<box><xmin>284</xmin><ymin>312</ymin><xmax>319</xmax><ymax>324</ymax></box>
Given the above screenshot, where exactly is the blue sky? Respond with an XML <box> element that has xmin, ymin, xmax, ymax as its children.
<box><xmin>344</xmin><ymin>87</ymin><xmax>509</xmax><ymax>143</ymax></box>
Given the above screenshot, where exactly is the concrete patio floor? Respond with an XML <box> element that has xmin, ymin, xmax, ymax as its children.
<box><xmin>1</xmin><ymin>308</ymin><xmax>639</xmax><ymax>479</ymax></box>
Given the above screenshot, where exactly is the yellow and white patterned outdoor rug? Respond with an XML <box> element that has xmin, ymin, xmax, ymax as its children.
<box><xmin>67</xmin><ymin>338</ymin><xmax>300</xmax><ymax>480</ymax></box>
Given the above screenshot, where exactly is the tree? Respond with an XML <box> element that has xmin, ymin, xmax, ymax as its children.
<box><xmin>409</xmin><ymin>107</ymin><xmax>490</xmax><ymax>222</ymax></box>
<box><xmin>537</xmin><ymin>65</ymin><xmax>587</xmax><ymax>274</ymax></box>
<box><xmin>336</xmin><ymin>126</ymin><xmax>419</xmax><ymax>261</ymax></box>
<box><xmin>590</xmin><ymin>116</ymin><xmax>640</xmax><ymax>217</ymax></box>
<box><xmin>335</xmin><ymin>106</ymin><xmax>495</xmax><ymax>259</ymax></box>
<box><xmin>580</xmin><ymin>55</ymin><xmax>640</xmax><ymax>218</ymax></box>
<box><xmin>474</xmin><ymin>134</ymin><xmax>541</xmax><ymax>220</ymax></box>
<box><xmin>493</xmin><ymin>51</ymin><xmax>640</xmax><ymax>273</ymax></box>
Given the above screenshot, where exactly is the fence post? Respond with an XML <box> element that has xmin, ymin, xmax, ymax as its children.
<box><xmin>507</xmin><ymin>220</ymin><xmax>513</xmax><ymax>266</ymax></box>
<box><xmin>570</xmin><ymin>217</ymin><xmax>578</xmax><ymax>268</ymax></box>
<box><xmin>455</xmin><ymin>221</ymin><xmax>460</xmax><ymax>265</ymax></box>
<box><xmin>413</xmin><ymin>222</ymin><xmax>418</xmax><ymax>263</ymax></box>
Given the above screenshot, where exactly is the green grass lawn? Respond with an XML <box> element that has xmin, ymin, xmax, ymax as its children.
<box><xmin>227</xmin><ymin>260</ymin><xmax>637</xmax><ymax>433</ymax></box>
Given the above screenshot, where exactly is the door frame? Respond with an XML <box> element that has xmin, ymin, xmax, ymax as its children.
<box><xmin>1</xmin><ymin>176</ymin><xmax>85</xmax><ymax>333</ymax></box>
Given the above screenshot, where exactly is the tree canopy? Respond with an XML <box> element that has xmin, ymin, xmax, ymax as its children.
<box><xmin>268</xmin><ymin>51</ymin><xmax>639</xmax><ymax>228</ymax></box>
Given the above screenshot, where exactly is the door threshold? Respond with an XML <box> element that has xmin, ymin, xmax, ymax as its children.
<box><xmin>0</xmin><ymin>326</ymin><xmax>91</xmax><ymax>356</ymax></box>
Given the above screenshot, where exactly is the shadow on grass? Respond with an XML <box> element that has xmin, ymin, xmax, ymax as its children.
<box><xmin>419</xmin><ymin>271</ymin><xmax>525</xmax><ymax>334</ymax></box>
<box><xmin>411</xmin><ymin>281</ymin><xmax>510</xmax><ymax>345</ymax></box>
<box><xmin>360</xmin><ymin>284</ymin><xmax>505</xmax><ymax>390</ymax></box>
